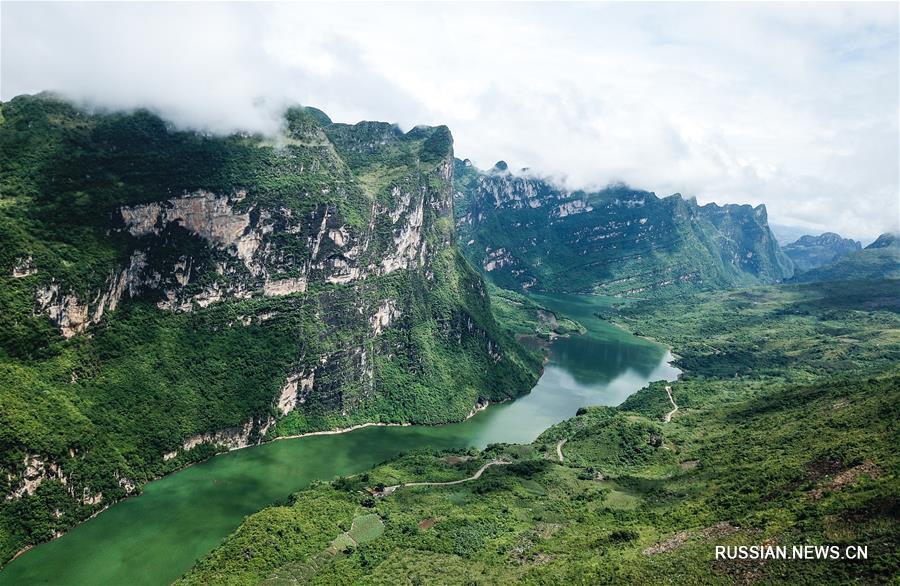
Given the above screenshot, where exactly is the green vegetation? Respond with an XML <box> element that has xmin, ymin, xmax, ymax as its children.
<box><xmin>0</xmin><ymin>95</ymin><xmax>539</xmax><ymax>566</ymax></box>
<box><xmin>271</xmin><ymin>250</ymin><xmax>541</xmax><ymax>436</ymax></box>
<box><xmin>260</xmin><ymin>512</ymin><xmax>385</xmax><ymax>586</ymax></box>
<box><xmin>454</xmin><ymin>160</ymin><xmax>793</xmax><ymax>296</ymax></box>
<box><xmin>790</xmin><ymin>233</ymin><xmax>899</xmax><ymax>284</ymax></box>
<box><xmin>782</xmin><ymin>232</ymin><xmax>862</xmax><ymax>272</ymax></box>
<box><xmin>179</xmin><ymin>279</ymin><xmax>899</xmax><ymax>584</ymax></box>
<box><xmin>486</xmin><ymin>285</ymin><xmax>584</xmax><ymax>340</ymax></box>
<box><xmin>537</xmin><ymin>407</ymin><xmax>674</xmax><ymax>476</ymax></box>
<box><xmin>3</xmin><ymin>93</ymin><xmax>897</xmax><ymax>583</ymax></box>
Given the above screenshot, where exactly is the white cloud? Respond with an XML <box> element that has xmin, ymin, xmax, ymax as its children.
<box><xmin>2</xmin><ymin>2</ymin><xmax>896</xmax><ymax>240</ymax></box>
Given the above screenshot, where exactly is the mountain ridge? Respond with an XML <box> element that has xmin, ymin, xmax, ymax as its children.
<box><xmin>453</xmin><ymin>159</ymin><xmax>793</xmax><ymax>296</ymax></box>
<box><xmin>0</xmin><ymin>95</ymin><xmax>540</xmax><ymax>563</ymax></box>
<box><xmin>783</xmin><ymin>232</ymin><xmax>862</xmax><ymax>272</ymax></box>
<box><xmin>789</xmin><ymin>232</ymin><xmax>899</xmax><ymax>284</ymax></box>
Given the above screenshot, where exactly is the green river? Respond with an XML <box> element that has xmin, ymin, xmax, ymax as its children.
<box><xmin>1</xmin><ymin>294</ymin><xmax>679</xmax><ymax>585</ymax></box>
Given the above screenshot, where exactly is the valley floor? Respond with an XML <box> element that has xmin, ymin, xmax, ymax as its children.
<box><xmin>177</xmin><ymin>279</ymin><xmax>900</xmax><ymax>585</ymax></box>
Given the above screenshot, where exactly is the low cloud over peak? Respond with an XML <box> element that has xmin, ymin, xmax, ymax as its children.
<box><xmin>2</xmin><ymin>2</ymin><xmax>897</xmax><ymax>240</ymax></box>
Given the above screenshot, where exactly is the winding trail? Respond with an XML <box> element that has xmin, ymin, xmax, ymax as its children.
<box><xmin>556</xmin><ymin>439</ymin><xmax>567</xmax><ymax>462</ymax></box>
<box><xmin>377</xmin><ymin>460</ymin><xmax>509</xmax><ymax>496</ymax></box>
<box><xmin>664</xmin><ymin>385</ymin><xmax>678</xmax><ymax>423</ymax></box>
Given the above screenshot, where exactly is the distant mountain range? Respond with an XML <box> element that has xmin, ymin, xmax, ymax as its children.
<box><xmin>790</xmin><ymin>232</ymin><xmax>900</xmax><ymax>283</ymax></box>
<box><xmin>454</xmin><ymin>160</ymin><xmax>793</xmax><ymax>297</ymax></box>
<box><xmin>783</xmin><ymin>232</ymin><xmax>862</xmax><ymax>272</ymax></box>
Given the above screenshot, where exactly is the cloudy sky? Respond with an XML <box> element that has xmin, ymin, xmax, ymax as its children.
<box><xmin>2</xmin><ymin>2</ymin><xmax>897</xmax><ymax>241</ymax></box>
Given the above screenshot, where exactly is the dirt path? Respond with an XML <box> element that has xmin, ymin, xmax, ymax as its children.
<box><xmin>556</xmin><ymin>439</ymin><xmax>567</xmax><ymax>462</ymax></box>
<box><xmin>377</xmin><ymin>460</ymin><xmax>509</xmax><ymax>496</ymax></box>
<box><xmin>664</xmin><ymin>385</ymin><xmax>678</xmax><ymax>423</ymax></box>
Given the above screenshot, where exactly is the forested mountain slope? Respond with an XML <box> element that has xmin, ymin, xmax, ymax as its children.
<box><xmin>179</xmin><ymin>279</ymin><xmax>899</xmax><ymax>585</ymax></box>
<box><xmin>454</xmin><ymin>160</ymin><xmax>793</xmax><ymax>296</ymax></box>
<box><xmin>866</xmin><ymin>232</ymin><xmax>899</xmax><ymax>250</ymax></box>
<box><xmin>0</xmin><ymin>95</ymin><xmax>539</xmax><ymax>564</ymax></box>
<box><xmin>783</xmin><ymin>232</ymin><xmax>862</xmax><ymax>272</ymax></box>
<box><xmin>790</xmin><ymin>232</ymin><xmax>899</xmax><ymax>284</ymax></box>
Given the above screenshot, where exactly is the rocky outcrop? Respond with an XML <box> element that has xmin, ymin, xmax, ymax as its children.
<box><xmin>381</xmin><ymin>192</ymin><xmax>426</xmax><ymax>273</ymax></box>
<box><xmin>263</xmin><ymin>277</ymin><xmax>308</xmax><ymax>296</ymax></box>
<box><xmin>553</xmin><ymin>199</ymin><xmax>593</xmax><ymax>218</ymax></box>
<box><xmin>12</xmin><ymin>256</ymin><xmax>36</xmax><ymax>278</ymax></box>
<box><xmin>35</xmin><ymin>174</ymin><xmax>434</xmax><ymax>331</ymax></box>
<box><xmin>122</xmin><ymin>190</ymin><xmax>261</xmax><ymax>271</ymax></box>
<box><xmin>5</xmin><ymin>455</ymin><xmax>65</xmax><ymax>500</ymax></box>
<box><xmin>180</xmin><ymin>416</ymin><xmax>274</xmax><ymax>453</ymax></box>
<box><xmin>277</xmin><ymin>370</ymin><xmax>316</xmax><ymax>415</ymax></box>
<box><xmin>455</xmin><ymin>159</ymin><xmax>793</xmax><ymax>295</ymax></box>
<box><xmin>4</xmin><ymin>453</ymin><xmax>133</xmax><ymax>505</ymax></box>
<box><xmin>783</xmin><ymin>232</ymin><xmax>862</xmax><ymax>272</ymax></box>
<box><xmin>483</xmin><ymin>248</ymin><xmax>514</xmax><ymax>273</ymax></box>
<box><xmin>34</xmin><ymin>251</ymin><xmax>150</xmax><ymax>338</ymax></box>
<box><xmin>370</xmin><ymin>300</ymin><xmax>401</xmax><ymax>336</ymax></box>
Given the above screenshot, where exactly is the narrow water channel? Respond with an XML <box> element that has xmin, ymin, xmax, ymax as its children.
<box><xmin>1</xmin><ymin>294</ymin><xmax>679</xmax><ymax>585</ymax></box>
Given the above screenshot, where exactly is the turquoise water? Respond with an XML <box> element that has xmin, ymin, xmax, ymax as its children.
<box><xmin>1</xmin><ymin>294</ymin><xmax>678</xmax><ymax>585</ymax></box>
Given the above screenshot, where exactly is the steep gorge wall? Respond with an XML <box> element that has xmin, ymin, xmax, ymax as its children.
<box><xmin>782</xmin><ymin>232</ymin><xmax>863</xmax><ymax>272</ymax></box>
<box><xmin>0</xmin><ymin>97</ymin><xmax>538</xmax><ymax>563</ymax></box>
<box><xmin>454</xmin><ymin>160</ymin><xmax>793</xmax><ymax>296</ymax></box>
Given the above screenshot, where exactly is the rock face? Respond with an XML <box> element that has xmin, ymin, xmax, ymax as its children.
<box><xmin>865</xmin><ymin>232</ymin><xmax>899</xmax><ymax>250</ymax></box>
<box><xmin>790</xmin><ymin>232</ymin><xmax>900</xmax><ymax>283</ymax></box>
<box><xmin>37</xmin><ymin>162</ymin><xmax>441</xmax><ymax>331</ymax></box>
<box><xmin>179</xmin><ymin>416</ymin><xmax>275</xmax><ymax>452</ymax></box>
<box><xmin>454</xmin><ymin>159</ymin><xmax>793</xmax><ymax>296</ymax></box>
<box><xmin>0</xmin><ymin>96</ymin><xmax>539</xmax><ymax>561</ymax></box>
<box><xmin>34</xmin><ymin>251</ymin><xmax>149</xmax><ymax>338</ymax></box>
<box><xmin>11</xmin><ymin>256</ymin><xmax>36</xmax><ymax>278</ymax></box>
<box><xmin>4</xmin><ymin>453</ymin><xmax>131</xmax><ymax>506</ymax></box>
<box><xmin>783</xmin><ymin>232</ymin><xmax>862</xmax><ymax>272</ymax></box>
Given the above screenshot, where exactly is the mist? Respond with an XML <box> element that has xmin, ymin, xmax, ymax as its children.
<box><xmin>2</xmin><ymin>2</ymin><xmax>897</xmax><ymax>240</ymax></box>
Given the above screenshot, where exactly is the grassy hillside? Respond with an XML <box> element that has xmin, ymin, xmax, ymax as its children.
<box><xmin>178</xmin><ymin>279</ymin><xmax>899</xmax><ymax>584</ymax></box>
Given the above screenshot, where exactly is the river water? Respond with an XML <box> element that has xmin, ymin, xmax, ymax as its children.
<box><xmin>1</xmin><ymin>294</ymin><xmax>679</xmax><ymax>585</ymax></box>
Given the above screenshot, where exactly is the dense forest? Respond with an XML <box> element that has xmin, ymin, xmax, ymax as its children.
<box><xmin>179</xmin><ymin>278</ymin><xmax>899</xmax><ymax>584</ymax></box>
<box><xmin>453</xmin><ymin>160</ymin><xmax>793</xmax><ymax>296</ymax></box>
<box><xmin>0</xmin><ymin>95</ymin><xmax>540</xmax><ymax>564</ymax></box>
<box><xmin>1</xmin><ymin>94</ymin><xmax>897</xmax><ymax>584</ymax></box>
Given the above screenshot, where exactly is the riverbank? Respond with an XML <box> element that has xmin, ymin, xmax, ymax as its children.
<box><xmin>10</xmin><ymin>497</ymin><xmax>115</xmax><ymax>564</ymax></box>
<box><xmin>176</xmin><ymin>283</ymin><xmax>900</xmax><ymax>586</ymax></box>
<box><xmin>4</xmin><ymin>397</ymin><xmax>504</xmax><ymax>567</ymax></box>
<box><xmin>2</xmin><ymin>292</ymin><xmax>680</xmax><ymax>585</ymax></box>
<box><xmin>607</xmin><ymin>317</ymin><xmax>682</xmax><ymax>361</ymax></box>
<box><xmin>271</xmin><ymin>398</ymin><xmax>493</xmax><ymax>444</ymax></box>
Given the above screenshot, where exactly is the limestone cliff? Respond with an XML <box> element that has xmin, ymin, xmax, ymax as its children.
<box><xmin>783</xmin><ymin>232</ymin><xmax>863</xmax><ymax>272</ymax></box>
<box><xmin>789</xmin><ymin>232</ymin><xmax>899</xmax><ymax>283</ymax></box>
<box><xmin>0</xmin><ymin>95</ymin><xmax>539</xmax><ymax>562</ymax></box>
<box><xmin>454</xmin><ymin>159</ymin><xmax>793</xmax><ymax>296</ymax></box>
